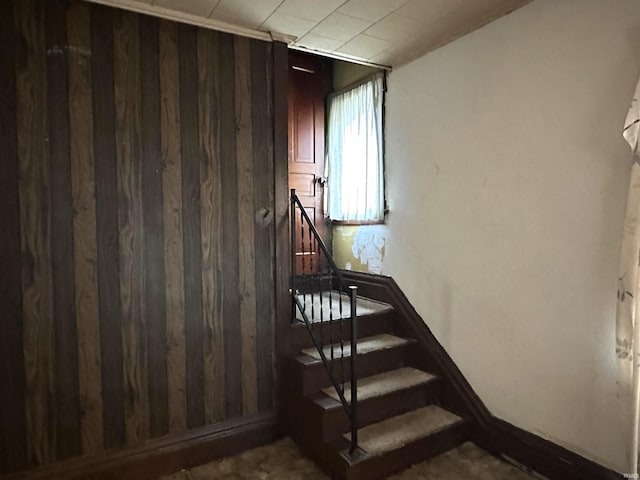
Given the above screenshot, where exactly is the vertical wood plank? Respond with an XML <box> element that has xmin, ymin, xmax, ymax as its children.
<box><xmin>113</xmin><ymin>9</ymin><xmax>149</xmax><ymax>445</ymax></box>
<box><xmin>67</xmin><ymin>0</ymin><xmax>104</xmax><ymax>455</ymax></box>
<box><xmin>271</xmin><ymin>42</ymin><xmax>291</xmax><ymax>418</ymax></box>
<box><xmin>91</xmin><ymin>3</ymin><xmax>125</xmax><ymax>450</ymax></box>
<box><xmin>15</xmin><ymin>0</ymin><xmax>56</xmax><ymax>465</ymax></box>
<box><xmin>272</xmin><ymin>41</ymin><xmax>291</xmax><ymax>417</ymax></box>
<box><xmin>139</xmin><ymin>14</ymin><xmax>169</xmax><ymax>439</ymax></box>
<box><xmin>235</xmin><ymin>36</ymin><xmax>258</xmax><ymax>416</ymax></box>
<box><xmin>159</xmin><ymin>19</ymin><xmax>187</xmax><ymax>434</ymax></box>
<box><xmin>0</xmin><ymin>0</ymin><xmax>27</xmax><ymax>473</ymax></box>
<box><xmin>252</xmin><ymin>40</ymin><xmax>276</xmax><ymax>412</ymax></box>
<box><xmin>197</xmin><ymin>29</ymin><xmax>225</xmax><ymax>424</ymax></box>
<box><xmin>178</xmin><ymin>23</ymin><xmax>205</xmax><ymax>429</ymax></box>
<box><xmin>45</xmin><ymin>0</ymin><xmax>82</xmax><ymax>460</ymax></box>
<box><xmin>218</xmin><ymin>32</ymin><xmax>242</xmax><ymax>419</ymax></box>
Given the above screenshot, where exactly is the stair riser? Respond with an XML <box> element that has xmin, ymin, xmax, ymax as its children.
<box><xmin>288</xmin><ymin>311</ymin><xmax>395</xmax><ymax>353</ymax></box>
<box><xmin>286</xmin><ymin>400</ymin><xmax>347</xmax><ymax>478</ymax></box>
<box><xmin>341</xmin><ymin>422</ymin><xmax>468</xmax><ymax>480</ymax></box>
<box><xmin>320</xmin><ymin>381</ymin><xmax>443</xmax><ymax>442</ymax></box>
<box><xmin>291</xmin><ymin>347</ymin><xmax>409</xmax><ymax>397</ymax></box>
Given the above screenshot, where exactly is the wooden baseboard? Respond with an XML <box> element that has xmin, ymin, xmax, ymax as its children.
<box><xmin>470</xmin><ymin>418</ymin><xmax>623</xmax><ymax>480</ymax></box>
<box><xmin>4</xmin><ymin>413</ymin><xmax>280</xmax><ymax>480</ymax></box>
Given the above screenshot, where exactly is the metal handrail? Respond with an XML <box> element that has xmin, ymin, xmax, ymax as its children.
<box><xmin>290</xmin><ymin>189</ymin><xmax>359</xmax><ymax>455</ymax></box>
<box><xmin>293</xmin><ymin>295</ymin><xmax>353</xmax><ymax>419</ymax></box>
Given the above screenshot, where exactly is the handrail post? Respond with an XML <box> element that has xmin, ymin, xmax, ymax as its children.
<box><xmin>349</xmin><ymin>285</ymin><xmax>358</xmax><ymax>455</ymax></box>
<box><xmin>290</xmin><ymin>189</ymin><xmax>296</xmax><ymax>322</ymax></box>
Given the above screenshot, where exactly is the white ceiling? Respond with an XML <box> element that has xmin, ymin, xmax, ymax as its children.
<box><xmin>105</xmin><ymin>0</ymin><xmax>533</xmax><ymax>66</ymax></box>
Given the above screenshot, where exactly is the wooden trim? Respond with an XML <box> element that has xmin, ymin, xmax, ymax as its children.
<box><xmin>339</xmin><ymin>270</ymin><xmax>492</xmax><ymax>429</ymax></box>
<box><xmin>288</xmin><ymin>45</ymin><xmax>392</xmax><ymax>71</ymax></box>
<box><xmin>470</xmin><ymin>419</ymin><xmax>623</xmax><ymax>480</ymax></box>
<box><xmin>4</xmin><ymin>413</ymin><xmax>280</xmax><ymax>480</ymax></box>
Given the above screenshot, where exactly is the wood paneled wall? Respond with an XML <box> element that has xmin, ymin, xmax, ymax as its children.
<box><xmin>0</xmin><ymin>0</ymin><xmax>279</xmax><ymax>474</ymax></box>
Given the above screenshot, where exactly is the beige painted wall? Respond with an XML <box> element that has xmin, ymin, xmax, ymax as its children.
<box><xmin>383</xmin><ymin>0</ymin><xmax>640</xmax><ymax>472</ymax></box>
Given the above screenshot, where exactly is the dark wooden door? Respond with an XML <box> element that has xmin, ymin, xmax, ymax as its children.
<box><xmin>288</xmin><ymin>52</ymin><xmax>325</xmax><ymax>275</ymax></box>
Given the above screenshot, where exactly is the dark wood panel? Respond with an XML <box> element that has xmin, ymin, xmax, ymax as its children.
<box><xmin>292</xmin><ymin>86</ymin><xmax>314</xmax><ymax>163</ymax></box>
<box><xmin>178</xmin><ymin>23</ymin><xmax>205</xmax><ymax>429</ymax></box>
<box><xmin>218</xmin><ymin>32</ymin><xmax>243</xmax><ymax>419</ymax></box>
<box><xmin>91</xmin><ymin>4</ymin><xmax>126</xmax><ymax>450</ymax></box>
<box><xmin>235</xmin><ymin>35</ymin><xmax>258</xmax><ymax>416</ymax></box>
<box><xmin>139</xmin><ymin>14</ymin><xmax>169</xmax><ymax>439</ymax></box>
<box><xmin>113</xmin><ymin>8</ymin><xmax>149</xmax><ymax>445</ymax></box>
<box><xmin>158</xmin><ymin>18</ymin><xmax>187</xmax><ymax>435</ymax></box>
<box><xmin>252</xmin><ymin>39</ymin><xmax>276</xmax><ymax>413</ymax></box>
<box><xmin>0</xmin><ymin>0</ymin><xmax>27</xmax><ymax>473</ymax></box>
<box><xmin>196</xmin><ymin>28</ymin><xmax>225</xmax><ymax>425</ymax></box>
<box><xmin>45</xmin><ymin>0</ymin><xmax>82</xmax><ymax>460</ymax></box>
<box><xmin>2</xmin><ymin>0</ymin><xmax>280</xmax><ymax>472</ymax></box>
<box><xmin>66</xmin><ymin>0</ymin><xmax>104</xmax><ymax>455</ymax></box>
<box><xmin>273</xmin><ymin>40</ymin><xmax>291</xmax><ymax>421</ymax></box>
<box><xmin>15</xmin><ymin>0</ymin><xmax>56</xmax><ymax>466</ymax></box>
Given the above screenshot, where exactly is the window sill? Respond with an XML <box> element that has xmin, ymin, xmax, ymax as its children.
<box><xmin>331</xmin><ymin>219</ymin><xmax>385</xmax><ymax>226</ymax></box>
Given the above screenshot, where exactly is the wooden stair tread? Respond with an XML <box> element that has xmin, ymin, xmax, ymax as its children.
<box><xmin>300</xmin><ymin>334</ymin><xmax>409</xmax><ymax>361</ymax></box>
<box><xmin>322</xmin><ymin>367</ymin><xmax>435</xmax><ymax>403</ymax></box>
<box><xmin>345</xmin><ymin>405</ymin><xmax>463</xmax><ymax>456</ymax></box>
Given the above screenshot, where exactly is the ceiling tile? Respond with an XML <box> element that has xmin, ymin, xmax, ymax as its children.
<box><xmin>276</xmin><ymin>0</ymin><xmax>347</xmax><ymax>22</ymax></box>
<box><xmin>295</xmin><ymin>33</ymin><xmax>345</xmax><ymax>52</ymax></box>
<box><xmin>260</xmin><ymin>12</ymin><xmax>317</xmax><ymax>38</ymax></box>
<box><xmin>394</xmin><ymin>0</ymin><xmax>462</xmax><ymax>20</ymax></box>
<box><xmin>310</xmin><ymin>12</ymin><xmax>371</xmax><ymax>42</ymax></box>
<box><xmin>210</xmin><ymin>0</ymin><xmax>282</xmax><ymax>28</ymax></box>
<box><xmin>337</xmin><ymin>34</ymin><xmax>391</xmax><ymax>60</ymax></box>
<box><xmin>118</xmin><ymin>0</ymin><xmax>530</xmax><ymax>68</ymax></box>
<box><xmin>154</xmin><ymin>0</ymin><xmax>218</xmax><ymax>17</ymax></box>
<box><xmin>368</xmin><ymin>50</ymin><xmax>394</xmax><ymax>66</ymax></box>
<box><xmin>364</xmin><ymin>12</ymin><xmax>422</xmax><ymax>43</ymax></box>
<box><xmin>337</xmin><ymin>0</ymin><xmax>408</xmax><ymax>23</ymax></box>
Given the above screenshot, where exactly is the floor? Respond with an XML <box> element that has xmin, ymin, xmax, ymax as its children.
<box><xmin>159</xmin><ymin>437</ymin><xmax>542</xmax><ymax>480</ymax></box>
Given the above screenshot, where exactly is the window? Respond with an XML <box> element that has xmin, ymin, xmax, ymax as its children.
<box><xmin>326</xmin><ymin>73</ymin><xmax>385</xmax><ymax>223</ymax></box>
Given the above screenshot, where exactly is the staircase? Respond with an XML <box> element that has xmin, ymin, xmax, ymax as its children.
<box><xmin>285</xmin><ymin>291</ymin><xmax>469</xmax><ymax>480</ymax></box>
<box><xmin>287</xmin><ymin>189</ymin><xmax>476</xmax><ymax>479</ymax></box>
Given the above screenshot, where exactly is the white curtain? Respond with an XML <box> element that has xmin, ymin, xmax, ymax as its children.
<box><xmin>617</xmin><ymin>76</ymin><xmax>640</xmax><ymax>475</ymax></box>
<box><xmin>326</xmin><ymin>74</ymin><xmax>384</xmax><ymax>222</ymax></box>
